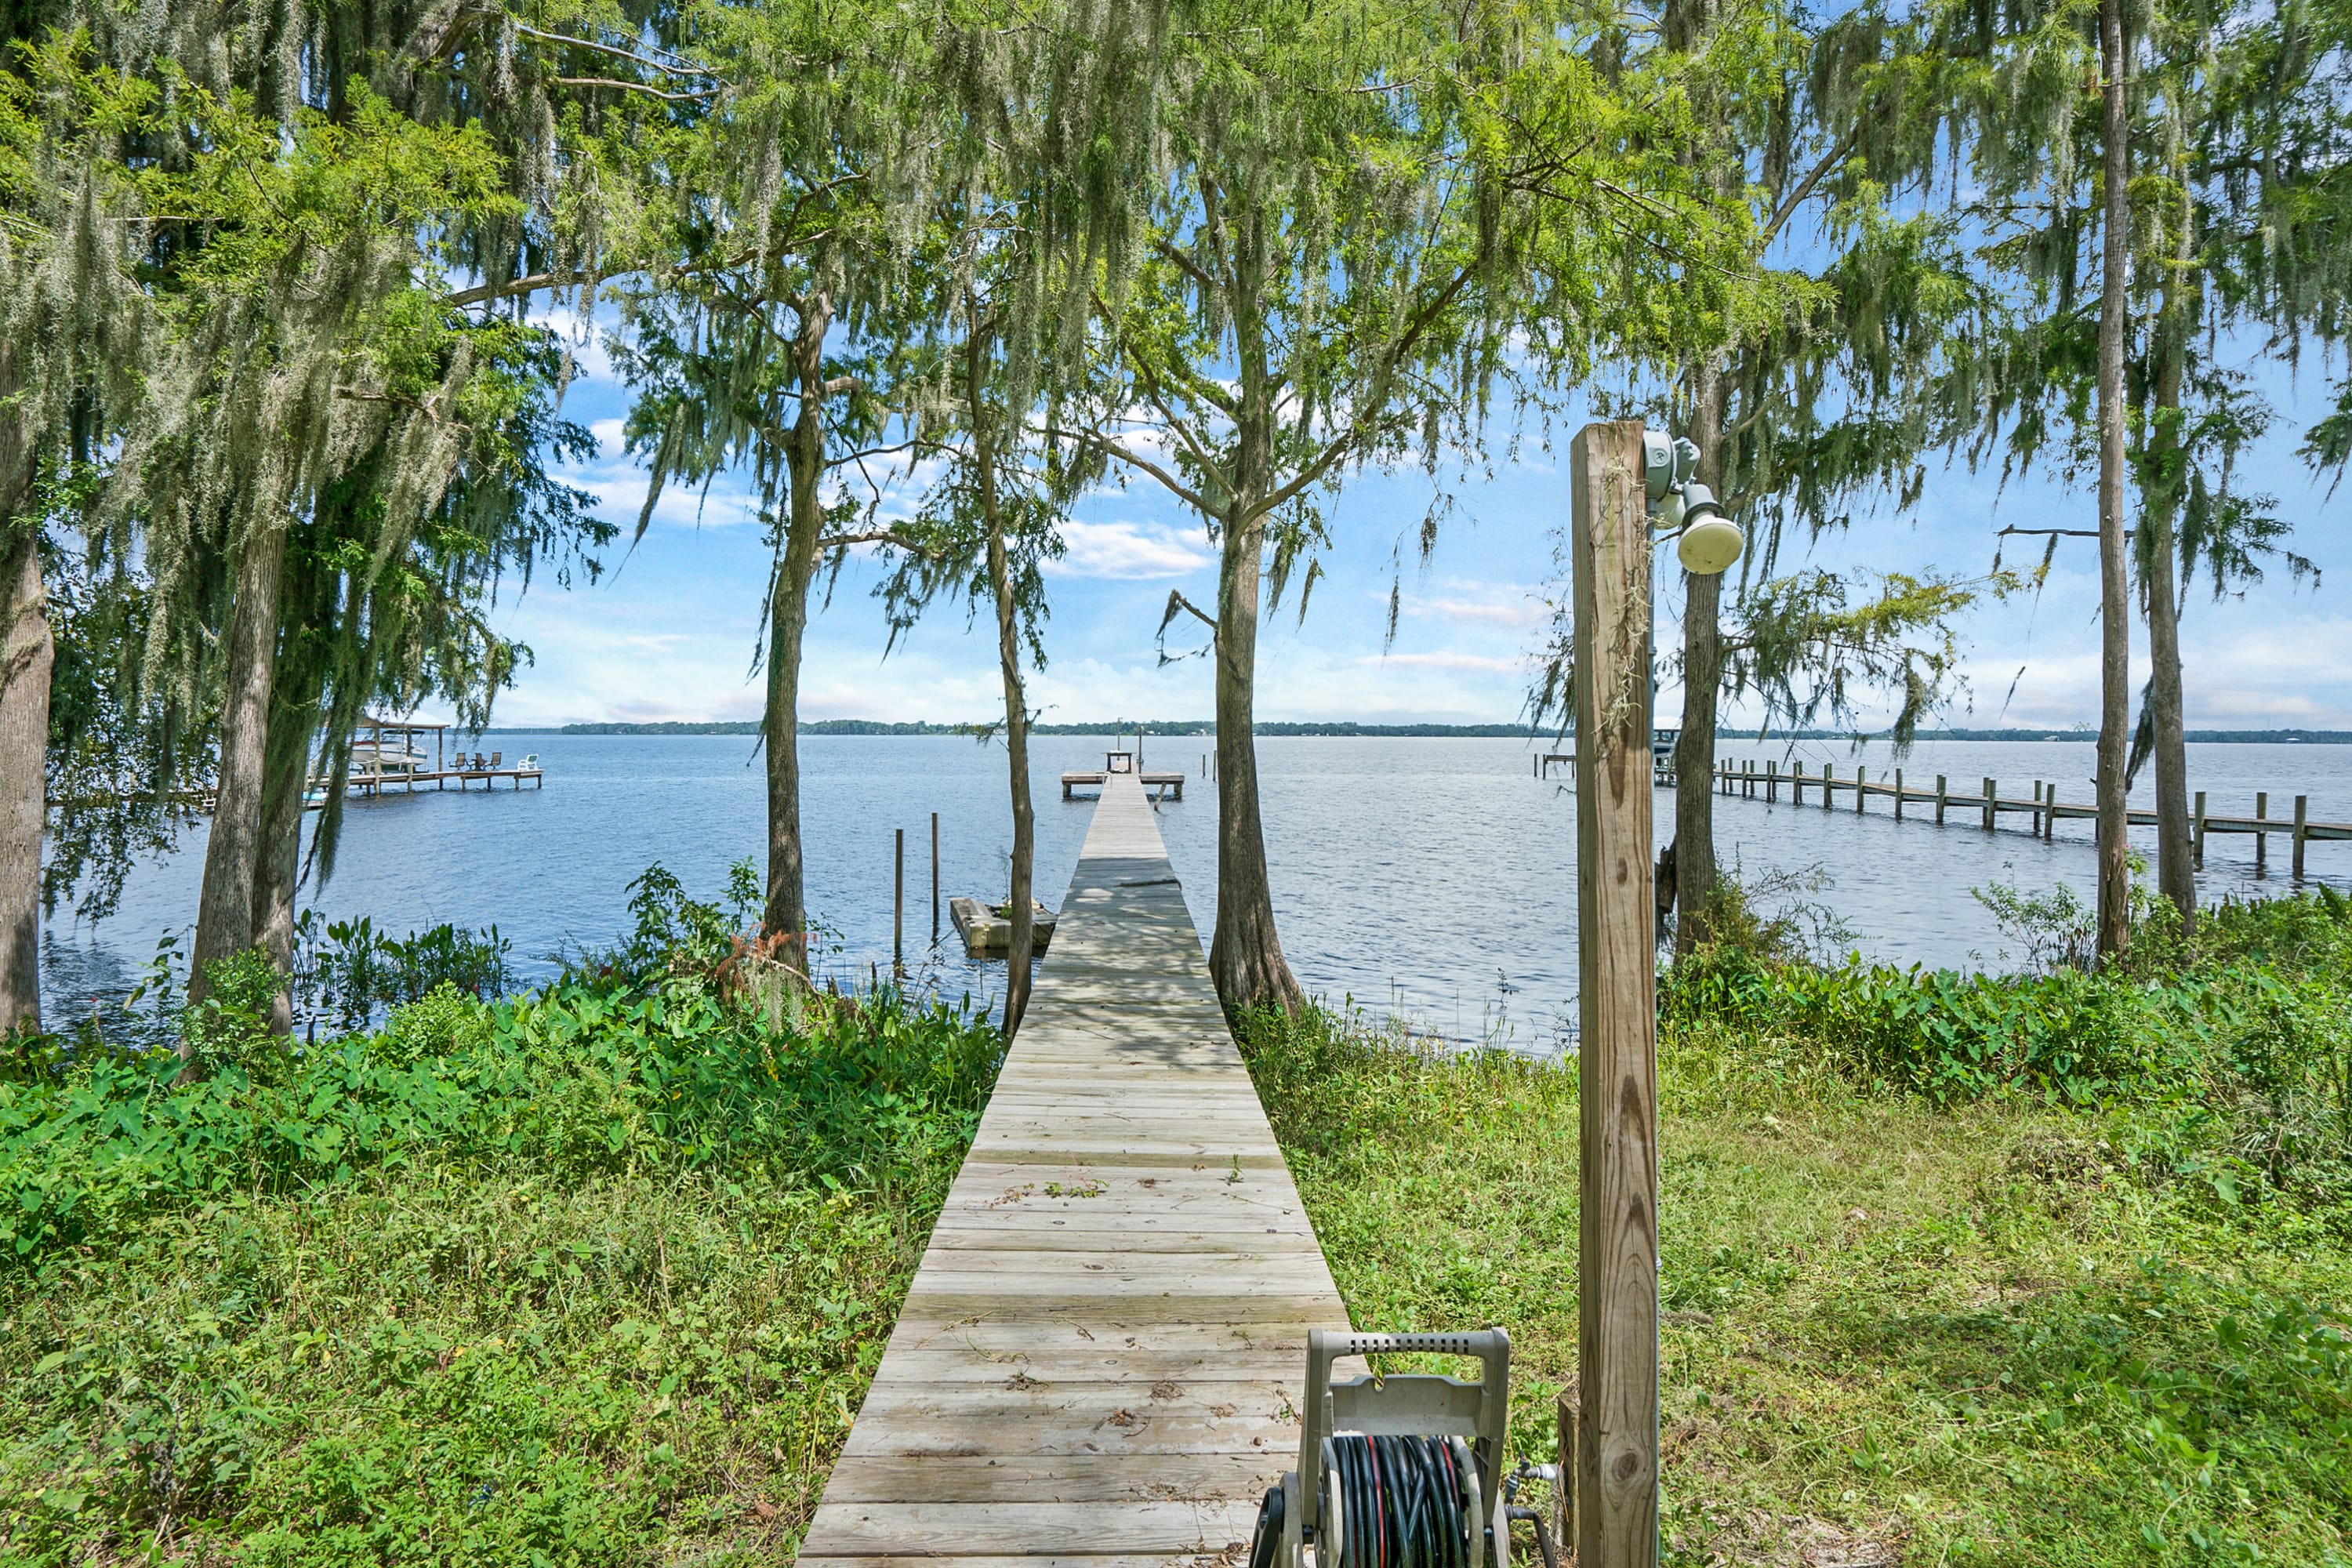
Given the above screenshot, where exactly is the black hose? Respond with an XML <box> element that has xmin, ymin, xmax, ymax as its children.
<box><xmin>1507</xmin><ymin>1506</ymin><xmax>1562</xmax><ymax>1568</ymax></box>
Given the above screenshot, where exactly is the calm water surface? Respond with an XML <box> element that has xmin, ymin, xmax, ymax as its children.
<box><xmin>38</xmin><ymin>735</ymin><xmax>2352</xmax><ymax>1048</ymax></box>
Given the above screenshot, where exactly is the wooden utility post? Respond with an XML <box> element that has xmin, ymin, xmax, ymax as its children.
<box><xmin>1570</xmin><ymin>421</ymin><xmax>1659</xmax><ymax>1568</ymax></box>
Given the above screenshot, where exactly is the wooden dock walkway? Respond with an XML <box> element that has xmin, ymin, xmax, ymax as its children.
<box><xmin>797</xmin><ymin>771</ymin><xmax>1348</xmax><ymax>1563</ymax></box>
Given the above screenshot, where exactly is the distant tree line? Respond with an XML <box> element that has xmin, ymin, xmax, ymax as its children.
<box><xmin>3</xmin><ymin>0</ymin><xmax>2345</xmax><ymax>1037</ymax></box>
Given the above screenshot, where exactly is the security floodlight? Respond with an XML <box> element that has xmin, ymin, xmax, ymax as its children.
<box><xmin>1639</xmin><ymin>427</ymin><xmax>1744</xmax><ymax>577</ymax></box>
<box><xmin>1674</xmin><ymin>482</ymin><xmax>1744</xmax><ymax>574</ymax></box>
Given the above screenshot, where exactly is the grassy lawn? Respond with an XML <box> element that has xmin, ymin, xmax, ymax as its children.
<box><xmin>2</xmin><ymin>928</ymin><xmax>1000</xmax><ymax>1566</ymax></box>
<box><xmin>1244</xmin><ymin>894</ymin><xmax>2352</xmax><ymax>1567</ymax></box>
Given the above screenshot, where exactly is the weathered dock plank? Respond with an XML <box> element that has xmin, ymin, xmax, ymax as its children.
<box><xmin>796</xmin><ymin>772</ymin><xmax>1346</xmax><ymax>1561</ymax></box>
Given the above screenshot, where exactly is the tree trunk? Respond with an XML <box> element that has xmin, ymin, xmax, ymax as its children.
<box><xmin>2093</xmin><ymin>0</ymin><xmax>2133</xmax><ymax>962</ymax></box>
<box><xmin>2143</xmin><ymin>185</ymin><xmax>2197</xmax><ymax>928</ymax></box>
<box><xmin>250</xmin><ymin>669</ymin><xmax>318</xmax><ymax>1036</ymax></box>
<box><xmin>1207</xmin><ymin>215</ymin><xmax>1305</xmax><ymax>1018</ymax></box>
<box><xmin>969</xmin><ymin>310</ymin><xmax>1036</xmax><ymax>1038</ymax></box>
<box><xmin>189</xmin><ymin>518</ymin><xmax>289</xmax><ymax>1019</ymax></box>
<box><xmin>0</xmin><ymin>535</ymin><xmax>49</xmax><ymax>1037</ymax></box>
<box><xmin>760</xmin><ymin>298</ymin><xmax>833</xmax><ymax>974</ymax></box>
<box><xmin>986</xmin><ymin>490</ymin><xmax>1035</xmax><ymax>1038</ymax></box>
<box><xmin>1209</xmin><ymin>502</ymin><xmax>1304</xmax><ymax>1016</ymax></box>
<box><xmin>1672</xmin><ymin>365</ymin><xmax>1729</xmax><ymax>953</ymax></box>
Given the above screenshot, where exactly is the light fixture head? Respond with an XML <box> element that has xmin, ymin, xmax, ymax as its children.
<box><xmin>1642</xmin><ymin>428</ymin><xmax>1677</xmax><ymax>503</ymax></box>
<box><xmin>1674</xmin><ymin>481</ymin><xmax>1744</xmax><ymax>575</ymax></box>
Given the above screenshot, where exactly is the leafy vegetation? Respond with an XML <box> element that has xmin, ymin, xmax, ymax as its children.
<box><xmin>1242</xmin><ymin>887</ymin><xmax>2352</xmax><ymax>1566</ymax></box>
<box><xmin>0</xmin><ymin>874</ymin><xmax>1002</xmax><ymax>1565</ymax></box>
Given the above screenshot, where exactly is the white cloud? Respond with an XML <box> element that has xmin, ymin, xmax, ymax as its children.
<box><xmin>1047</xmin><ymin>520</ymin><xmax>1214</xmax><ymax>580</ymax></box>
<box><xmin>1374</xmin><ymin>651</ymin><xmax>1525</xmax><ymax>674</ymax></box>
<box><xmin>1395</xmin><ymin>588</ymin><xmax>1548</xmax><ymax>629</ymax></box>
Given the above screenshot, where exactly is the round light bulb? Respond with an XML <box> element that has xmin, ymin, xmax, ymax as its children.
<box><xmin>1677</xmin><ymin>514</ymin><xmax>1745</xmax><ymax>575</ymax></box>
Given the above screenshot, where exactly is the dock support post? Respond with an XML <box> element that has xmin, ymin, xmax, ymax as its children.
<box><xmin>2194</xmin><ymin>790</ymin><xmax>2207</xmax><ymax>869</ymax></box>
<box><xmin>1936</xmin><ymin>774</ymin><xmax>1948</xmax><ymax>825</ymax></box>
<box><xmin>1792</xmin><ymin>761</ymin><xmax>1804</xmax><ymax>806</ymax></box>
<box><xmin>1822</xmin><ymin>763</ymin><xmax>1835</xmax><ymax>810</ymax></box>
<box><xmin>2045</xmin><ymin>783</ymin><xmax>2056</xmax><ymax>841</ymax></box>
<box><xmin>1766</xmin><ymin>760</ymin><xmax>1777</xmax><ymax>802</ymax></box>
<box><xmin>1894</xmin><ymin>768</ymin><xmax>1904</xmax><ymax>821</ymax></box>
<box><xmin>894</xmin><ymin>828</ymin><xmax>906</xmax><ymax>975</ymax></box>
<box><xmin>2295</xmin><ymin>796</ymin><xmax>2308</xmax><ymax>879</ymax></box>
<box><xmin>931</xmin><ymin>812</ymin><xmax>940</xmax><ymax>942</ymax></box>
<box><xmin>1570</xmin><ymin>420</ymin><xmax>1659</xmax><ymax>1568</ymax></box>
<box><xmin>1982</xmin><ymin>777</ymin><xmax>1996</xmax><ymax>831</ymax></box>
<box><xmin>1855</xmin><ymin>765</ymin><xmax>1867</xmax><ymax>814</ymax></box>
<box><xmin>2256</xmin><ymin>792</ymin><xmax>2269</xmax><ymax>877</ymax></box>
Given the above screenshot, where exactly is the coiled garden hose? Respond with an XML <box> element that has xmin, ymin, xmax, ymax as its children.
<box><xmin>1317</xmin><ymin>1432</ymin><xmax>1483</xmax><ymax>1568</ymax></box>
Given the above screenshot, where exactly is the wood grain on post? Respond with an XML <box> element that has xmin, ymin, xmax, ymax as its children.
<box><xmin>1570</xmin><ymin>421</ymin><xmax>1660</xmax><ymax>1568</ymax></box>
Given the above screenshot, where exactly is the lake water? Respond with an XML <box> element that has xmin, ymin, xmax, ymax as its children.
<box><xmin>36</xmin><ymin>734</ymin><xmax>2352</xmax><ymax>1049</ymax></box>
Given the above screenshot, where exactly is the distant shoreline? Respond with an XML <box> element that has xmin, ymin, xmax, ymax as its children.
<box><xmin>482</xmin><ymin>720</ymin><xmax>2352</xmax><ymax>742</ymax></box>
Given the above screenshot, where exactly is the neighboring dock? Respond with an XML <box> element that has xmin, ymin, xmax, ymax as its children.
<box><xmin>334</xmin><ymin>717</ymin><xmax>543</xmax><ymax>800</ymax></box>
<box><xmin>1710</xmin><ymin>757</ymin><xmax>2352</xmax><ymax>877</ymax></box>
<box><xmin>797</xmin><ymin>771</ymin><xmax>1348</xmax><ymax>1560</ymax></box>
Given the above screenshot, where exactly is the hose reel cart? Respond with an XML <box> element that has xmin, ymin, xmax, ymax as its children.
<box><xmin>1248</xmin><ymin>1327</ymin><xmax>1516</xmax><ymax>1568</ymax></box>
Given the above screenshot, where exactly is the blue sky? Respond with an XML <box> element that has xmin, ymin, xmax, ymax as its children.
<box><xmin>478</xmin><ymin>318</ymin><xmax>2350</xmax><ymax>731</ymax></box>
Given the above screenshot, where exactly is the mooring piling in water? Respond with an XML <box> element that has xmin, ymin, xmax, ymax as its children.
<box><xmin>893</xmin><ymin>828</ymin><xmax>905</xmax><ymax>974</ymax></box>
<box><xmin>930</xmin><ymin>811</ymin><xmax>940</xmax><ymax>942</ymax></box>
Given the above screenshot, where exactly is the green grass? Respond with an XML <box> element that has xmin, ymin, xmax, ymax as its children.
<box><xmin>1243</xmin><ymin>892</ymin><xmax>2352</xmax><ymax>1567</ymax></box>
<box><xmin>0</xmin><ymin>961</ymin><xmax>1001</xmax><ymax>1566</ymax></box>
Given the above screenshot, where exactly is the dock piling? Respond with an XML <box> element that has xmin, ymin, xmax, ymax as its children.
<box><xmin>1568</xmin><ymin>419</ymin><xmax>1660</xmax><ymax>1564</ymax></box>
<box><xmin>2256</xmin><ymin>792</ymin><xmax>2270</xmax><ymax>877</ymax></box>
<box><xmin>2194</xmin><ymin>790</ymin><xmax>2208</xmax><ymax>868</ymax></box>
<box><xmin>2296</xmin><ymin>795</ymin><xmax>2310</xmax><ymax>879</ymax></box>
<box><xmin>1793</xmin><ymin>760</ymin><xmax>1805</xmax><ymax>805</ymax></box>
<box><xmin>1894</xmin><ymin>768</ymin><xmax>1904</xmax><ymax>821</ymax></box>
<box><xmin>1936</xmin><ymin>774</ymin><xmax>1948</xmax><ymax>825</ymax></box>
<box><xmin>1823</xmin><ymin>762</ymin><xmax>1836</xmax><ymax>810</ymax></box>
<box><xmin>1767</xmin><ymin>759</ymin><xmax>1778</xmax><ymax>802</ymax></box>
<box><xmin>1982</xmin><ymin>777</ymin><xmax>1996</xmax><ymax>831</ymax></box>
<box><xmin>931</xmin><ymin>811</ymin><xmax>940</xmax><ymax>942</ymax></box>
<box><xmin>1855</xmin><ymin>764</ymin><xmax>1866</xmax><ymax>813</ymax></box>
<box><xmin>893</xmin><ymin>828</ymin><xmax>905</xmax><ymax>974</ymax></box>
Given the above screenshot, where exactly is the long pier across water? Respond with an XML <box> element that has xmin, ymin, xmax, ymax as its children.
<box><xmin>797</xmin><ymin>771</ymin><xmax>1348</xmax><ymax>1560</ymax></box>
<box><xmin>1711</xmin><ymin>757</ymin><xmax>2352</xmax><ymax>877</ymax></box>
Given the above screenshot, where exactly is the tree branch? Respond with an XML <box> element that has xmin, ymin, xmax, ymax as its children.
<box><xmin>820</xmin><ymin>528</ymin><xmax>942</xmax><ymax>557</ymax></box>
<box><xmin>549</xmin><ymin>76</ymin><xmax>715</xmax><ymax>103</ymax></box>
<box><xmin>1764</xmin><ymin>135</ymin><xmax>1857</xmax><ymax>245</ymax></box>
<box><xmin>1163</xmin><ymin>590</ymin><xmax>1218</xmax><ymax>633</ymax></box>
<box><xmin>1997</xmin><ymin>525</ymin><xmax>2132</xmax><ymax>539</ymax></box>
<box><xmin>506</xmin><ymin>21</ymin><xmax>715</xmax><ymax>78</ymax></box>
<box><xmin>1047</xmin><ymin>427</ymin><xmax>1213</xmax><ymax>515</ymax></box>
